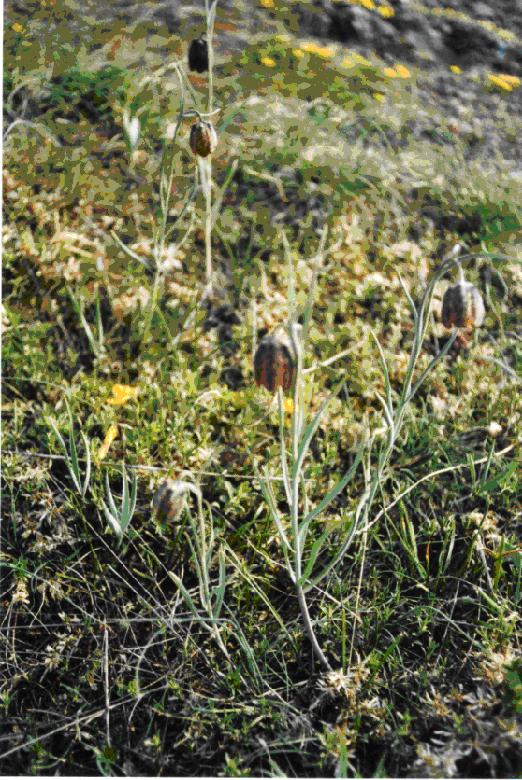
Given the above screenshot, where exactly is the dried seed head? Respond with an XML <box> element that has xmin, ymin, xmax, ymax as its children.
<box><xmin>152</xmin><ymin>480</ymin><xmax>192</xmax><ymax>523</ymax></box>
<box><xmin>442</xmin><ymin>280</ymin><xmax>485</xmax><ymax>329</ymax></box>
<box><xmin>254</xmin><ymin>328</ymin><xmax>296</xmax><ymax>393</ymax></box>
<box><xmin>188</xmin><ymin>36</ymin><xmax>208</xmax><ymax>73</ymax></box>
<box><xmin>189</xmin><ymin>120</ymin><xmax>218</xmax><ymax>158</ymax></box>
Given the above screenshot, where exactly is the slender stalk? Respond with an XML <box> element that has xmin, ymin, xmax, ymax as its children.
<box><xmin>204</xmin><ymin>156</ymin><xmax>213</xmax><ymax>289</ymax></box>
<box><xmin>103</xmin><ymin>627</ymin><xmax>111</xmax><ymax>748</ymax></box>
<box><xmin>296</xmin><ymin>585</ymin><xmax>330</xmax><ymax>669</ymax></box>
<box><xmin>205</xmin><ymin>0</ymin><xmax>216</xmax><ymax>114</ymax></box>
<box><xmin>187</xmin><ymin>485</ymin><xmax>231</xmax><ymax>661</ymax></box>
<box><xmin>348</xmin><ymin>455</ymin><xmax>371</xmax><ymax>669</ymax></box>
<box><xmin>195</xmin><ymin>489</ymin><xmax>211</xmax><ymax>605</ymax></box>
<box><xmin>142</xmin><ymin>64</ymin><xmax>186</xmax><ymax>344</ymax></box>
<box><xmin>290</xmin><ymin>322</ymin><xmax>331</xmax><ymax>669</ymax></box>
<box><xmin>199</xmin><ymin>1</ymin><xmax>218</xmax><ymax>292</ymax></box>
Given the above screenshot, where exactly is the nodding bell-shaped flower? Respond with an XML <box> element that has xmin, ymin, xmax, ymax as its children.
<box><xmin>188</xmin><ymin>36</ymin><xmax>209</xmax><ymax>73</ymax></box>
<box><xmin>152</xmin><ymin>480</ymin><xmax>193</xmax><ymax>523</ymax></box>
<box><xmin>189</xmin><ymin>120</ymin><xmax>218</xmax><ymax>157</ymax></box>
<box><xmin>442</xmin><ymin>271</ymin><xmax>485</xmax><ymax>329</ymax></box>
<box><xmin>122</xmin><ymin>110</ymin><xmax>140</xmax><ymax>152</ymax></box>
<box><xmin>254</xmin><ymin>327</ymin><xmax>297</xmax><ymax>393</ymax></box>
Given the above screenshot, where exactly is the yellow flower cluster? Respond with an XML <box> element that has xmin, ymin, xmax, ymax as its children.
<box><xmin>377</xmin><ymin>6</ymin><xmax>395</xmax><ymax>18</ymax></box>
<box><xmin>487</xmin><ymin>73</ymin><xmax>521</xmax><ymax>92</ymax></box>
<box><xmin>450</xmin><ymin>65</ymin><xmax>462</xmax><ymax>74</ymax></box>
<box><xmin>261</xmin><ymin>55</ymin><xmax>276</xmax><ymax>67</ymax></box>
<box><xmin>333</xmin><ymin>0</ymin><xmax>395</xmax><ymax>16</ymax></box>
<box><xmin>383</xmin><ymin>63</ymin><xmax>411</xmax><ymax>79</ymax></box>
<box><xmin>259</xmin><ymin>0</ymin><xmax>274</xmax><ymax>7</ymax></box>
<box><xmin>300</xmin><ymin>41</ymin><xmax>335</xmax><ymax>59</ymax></box>
<box><xmin>106</xmin><ymin>383</ymin><xmax>139</xmax><ymax>406</ymax></box>
<box><xmin>12</xmin><ymin>22</ymin><xmax>24</xmax><ymax>33</ymax></box>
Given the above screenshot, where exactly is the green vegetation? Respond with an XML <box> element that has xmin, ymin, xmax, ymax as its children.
<box><xmin>2</xmin><ymin>0</ymin><xmax>521</xmax><ymax>775</ymax></box>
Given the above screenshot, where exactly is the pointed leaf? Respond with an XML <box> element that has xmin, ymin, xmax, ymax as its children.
<box><xmin>81</xmin><ymin>432</ymin><xmax>91</xmax><ymax>497</ymax></box>
<box><xmin>297</xmin><ymin>530</ymin><xmax>330</xmax><ymax>587</ymax></box>
<box><xmin>129</xmin><ymin>470</ymin><xmax>138</xmax><ymax>518</ymax></box>
<box><xmin>257</xmin><ymin>468</ymin><xmax>291</xmax><ymax>551</ymax></box>
<box><xmin>47</xmin><ymin>418</ymin><xmax>66</xmax><ymax>453</ymax></box>
<box><xmin>168</xmin><ymin>573</ymin><xmax>198</xmax><ymax>616</ymax></box>
<box><xmin>371</xmin><ymin>332</ymin><xmax>393</xmax><ymax>417</ymax></box>
<box><xmin>105</xmin><ymin>472</ymin><xmax>119</xmax><ymax>518</ymax></box>
<box><xmin>101</xmin><ymin>500</ymin><xmax>123</xmax><ymax>539</ymax></box>
<box><xmin>212</xmin><ymin>546</ymin><xmax>226</xmax><ymax>619</ymax></box>
<box><xmin>121</xmin><ymin>466</ymin><xmax>130</xmax><ymax>525</ymax></box>
<box><xmin>292</xmin><ymin>394</ymin><xmax>332</xmax><ymax>479</ymax></box>
<box><xmin>300</xmin><ymin>445</ymin><xmax>363</xmax><ymax>547</ymax></box>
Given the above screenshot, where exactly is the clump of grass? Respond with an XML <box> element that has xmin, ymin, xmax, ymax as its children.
<box><xmin>257</xmin><ymin>237</ymin><xmax>507</xmax><ymax>670</ymax></box>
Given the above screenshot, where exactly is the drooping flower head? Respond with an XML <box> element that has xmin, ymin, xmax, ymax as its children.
<box><xmin>190</xmin><ymin>120</ymin><xmax>218</xmax><ymax>157</ymax></box>
<box><xmin>254</xmin><ymin>328</ymin><xmax>297</xmax><ymax>393</ymax></box>
<box><xmin>442</xmin><ymin>279</ymin><xmax>485</xmax><ymax>329</ymax></box>
<box><xmin>188</xmin><ymin>36</ymin><xmax>209</xmax><ymax>73</ymax></box>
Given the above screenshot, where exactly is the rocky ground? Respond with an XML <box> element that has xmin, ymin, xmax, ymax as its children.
<box><xmin>6</xmin><ymin>0</ymin><xmax>522</xmax><ymax>166</ymax></box>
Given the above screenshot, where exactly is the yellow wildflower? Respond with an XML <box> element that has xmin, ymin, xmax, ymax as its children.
<box><xmin>12</xmin><ymin>22</ymin><xmax>24</xmax><ymax>33</ymax></box>
<box><xmin>261</xmin><ymin>55</ymin><xmax>276</xmax><ymax>67</ymax></box>
<box><xmin>487</xmin><ymin>73</ymin><xmax>518</xmax><ymax>91</ymax></box>
<box><xmin>450</xmin><ymin>65</ymin><xmax>462</xmax><ymax>74</ymax></box>
<box><xmin>490</xmin><ymin>76</ymin><xmax>512</xmax><ymax>91</ymax></box>
<box><xmin>384</xmin><ymin>63</ymin><xmax>410</xmax><ymax>79</ymax></box>
<box><xmin>97</xmin><ymin>424</ymin><xmax>119</xmax><ymax>461</ymax></box>
<box><xmin>359</xmin><ymin>0</ymin><xmax>375</xmax><ymax>8</ymax></box>
<box><xmin>373</xmin><ymin>92</ymin><xmax>385</xmax><ymax>102</ymax></box>
<box><xmin>497</xmin><ymin>74</ymin><xmax>520</xmax><ymax>87</ymax></box>
<box><xmin>394</xmin><ymin>64</ymin><xmax>411</xmax><ymax>78</ymax></box>
<box><xmin>106</xmin><ymin>384</ymin><xmax>139</xmax><ymax>407</ymax></box>
<box><xmin>377</xmin><ymin>6</ymin><xmax>395</xmax><ymax>18</ymax></box>
<box><xmin>292</xmin><ymin>48</ymin><xmax>304</xmax><ymax>59</ymax></box>
<box><xmin>300</xmin><ymin>41</ymin><xmax>335</xmax><ymax>59</ymax></box>
<box><xmin>283</xmin><ymin>398</ymin><xmax>294</xmax><ymax>414</ymax></box>
<box><xmin>259</xmin><ymin>0</ymin><xmax>274</xmax><ymax>7</ymax></box>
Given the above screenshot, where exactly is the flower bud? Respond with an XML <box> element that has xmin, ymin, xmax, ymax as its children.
<box><xmin>442</xmin><ymin>280</ymin><xmax>485</xmax><ymax>329</ymax></box>
<box><xmin>122</xmin><ymin>111</ymin><xmax>140</xmax><ymax>152</ymax></box>
<box><xmin>152</xmin><ymin>480</ymin><xmax>192</xmax><ymax>523</ymax></box>
<box><xmin>188</xmin><ymin>36</ymin><xmax>209</xmax><ymax>73</ymax></box>
<box><xmin>254</xmin><ymin>328</ymin><xmax>296</xmax><ymax>393</ymax></box>
<box><xmin>189</xmin><ymin>120</ymin><xmax>218</xmax><ymax>157</ymax></box>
